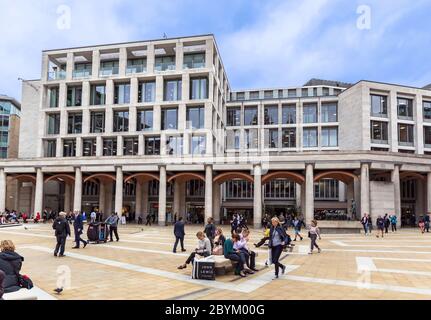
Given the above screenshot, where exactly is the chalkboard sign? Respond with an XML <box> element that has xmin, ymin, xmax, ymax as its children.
<box><xmin>192</xmin><ymin>260</ymin><xmax>215</xmax><ymax>280</ymax></box>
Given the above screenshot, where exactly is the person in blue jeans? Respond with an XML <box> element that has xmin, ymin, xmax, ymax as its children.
<box><xmin>269</xmin><ymin>217</ymin><xmax>288</xmax><ymax>279</ymax></box>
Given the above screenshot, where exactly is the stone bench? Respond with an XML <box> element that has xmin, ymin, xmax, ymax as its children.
<box><xmin>3</xmin><ymin>289</ymin><xmax>38</xmax><ymax>300</ymax></box>
<box><xmin>212</xmin><ymin>252</ymin><xmax>259</xmax><ymax>276</ymax></box>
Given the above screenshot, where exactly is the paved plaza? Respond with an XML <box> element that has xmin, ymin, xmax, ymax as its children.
<box><xmin>1</xmin><ymin>223</ymin><xmax>431</xmax><ymax>300</ymax></box>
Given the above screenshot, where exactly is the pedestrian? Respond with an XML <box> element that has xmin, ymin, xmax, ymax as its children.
<box><xmin>90</xmin><ymin>211</ymin><xmax>97</xmax><ymax>224</ymax></box>
<box><xmin>0</xmin><ymin>240</ymin><xmax>24</xmax><ymax>293</ymax></box>
<box><xmin>292</xmin><ymin>216</ymin><xmax>304</xmax><ymax>241</ymax></box>
<box><xmin>105</xmin><ymin>212</ymin><xmax>120</xmax><ymax>242</ymax></box>
<box><xmin>376</xmin><ymin>215</ymin><xmax>385</xmax><ymax>238</ymax></box>
<box><xmin>34</xmin><ymin>212</ymin><xmax>40</xmax><ymax>223</ymax></box>
<box><xmin>361</xmin><ymin>213</ymin><xmax>370</xmax><ymax>236</ymax></box>
<box><xmin>145</xmin><ymin>213</ymin><xmax>152</xmax><ymax>226</ymax></box>
<box><xmin>383</xmin><ymin>214</ymin><xmax>390</xmax><ymax>234</ymax></box>
<box><xmin>177</xmin><ymin>231</ymin><xmax>211</xmax><ymax>270</ymax></box>
<box><xmin>72</xmin><ymin>211</ymin><xmax>88</xmax><ymax>249</ymax></box>
<box><xmin>308</xmin><ymin>220</ymin><xmax>322</xmax><ymax>254</ymax></box>
<box><xmin>173</xmin><ymin>216</ymin><xmax>186</xmax><ymax>253</ymax></box>
<box><xmin>52</xmin><ymin>212</ymin><xmax>70</xmax><ymax>257</ymax></box>
<box><xmin>425</xmin><ymin>213</ymin><xmax>430</xmax><ymax>233</ymax></box>
<box><xmin>204</xmin><ymin>217</ymin><xmax>216</xmax><ymax>250</ymax></box>
<box><xmin>419</xmin><ymin>218</ymin><xmax>425</xmax><ymax>234</ymax></box>
<box><xmin>390</xmin><ymin>214</ymin><xmax>397</xmax><ymax>232</ymax></box>
<box><xmin>269</xmin><ymin>217</ymin><xmax>288</xmax><ymax>280</ymax></box>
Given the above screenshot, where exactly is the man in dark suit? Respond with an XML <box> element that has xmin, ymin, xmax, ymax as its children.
<box><xmin>52</xmin><ymin>212</ymin><xmax>71</xmax><ymax>257</ymax></box>
<box><xmin>72</xmin><ymin>211</ymin><xmax>87</xmax><ymax>249</ymax></box>
<box><xmin>173</xmin><ymin>216</ymin><xmax>186</xmax><ymax>253</ymax></box>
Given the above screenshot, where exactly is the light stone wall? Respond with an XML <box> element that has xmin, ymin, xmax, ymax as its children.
<box><xmin>369</xmin><ymin>181</ymin><xmax>395</xmax><ymax>224</ymax></box>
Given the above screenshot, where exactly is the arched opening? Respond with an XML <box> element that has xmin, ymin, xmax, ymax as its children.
<box><xmin>400</xmin><ymin>172</ymin><xmax>426</xmax><ymax>227</ymax></box>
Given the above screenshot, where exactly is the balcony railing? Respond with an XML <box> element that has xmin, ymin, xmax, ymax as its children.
<box><xmin>183</xmin><ymin>61</ymin><xmax>205</xmax><ymax>69</ymax></box>
<box><xmin>99</xmin><ymin>67</ymin><xmax>119</xmax><ymax>77</ymax></box>
<box><xmin>47</xmin><ymin>70</ymin><xmax>66</xmax><ymax>81</ymax></box>
<box><xmin>73</xmin><ymin>70</ymin><xmax>92</xmax><ymax>79</ymax></box>
<box><xmin>126</xmin><ymin>65</ymin><xmax>146</xmax><ymax>74</ymax></box>
<box><xmin>154</xmin><ymin>63</ymin><xmax>175</xmax><ymax>72</ymax></box>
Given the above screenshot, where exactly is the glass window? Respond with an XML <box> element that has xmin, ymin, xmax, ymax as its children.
<box><xmin>322</xmin><ymin>87</ymin><xmax>330</xmax><ymax>96</ymax></box>
<box><xmin>123</xmin><ymin>137</ymin><xmax>139</xmax><ymax>156</ymax></box>
<box><xmin>424</xmin><ymin>126</ymin><xmax>431</xmax><ymax>146</ymax></box>
<box><xmin>90</xmin><ymin>85</ymin><xmax>106</xmax><ymax>105</ymax></box>
<box><xmin>244</xmin><ymin>129</ymin><xmax>258</xmax><ymax>149</ymax></box>
<box><xmin>190</xmin><ymin>77</ymin><xmax>208</xmax><ymax>100</ymax></box>
<box><xmin>190</xmin><ymin>135</ymin><xmax>206</xmax><ymax>155</ymax></box>
<box><xmin>321</xmin><ymin>103</ymin><xmax>338</xmax><ymax>122</ymax></box>
<box><xmin>321</xmin><ymin>127</ymin><xmax>338</xmax><ymax>147</ymax></box>
<box><xmin>48</xmin><ymin>87</ymin><xmax>59</xmax><ymax>108</ymax></box>
<box><xmin>164</xmin><ymin>79</ymin><xmax>182</xmax><ymax>101</ymax></box>
<box><xmin>144</xmin><ymin>136</ymin><xmax>160</xmax><ymax>155</ymax></box>
<box><xmin>264</xmin><ymin>179</ymin><xmax>295</xmax><ymax>199</ymax></box>
<box><xmin>282</xmin><ymin>128</ymin><xmax>296</xmax><ymax>148</ymax></box>
<box><xmin>138</xmin><ymin>81</ymin><xmax>156</xmax><ymax>103</ymax></box>
<box><xmin>226</xmin><ymin>107</ymin><xmax>240</xmax><ymax>126</ymax></box>
<box><xmin>288</xmin><ymin>89</ymin><xmax>296</xmax><ymax>97</ymax></box>
<box><xmin>114</xmin><ymin>83</ymin><xmax>130</xmax><ymax>104</ymax></box>
<box><xmin>282</xmin><ymin>105</ymin><xmax>296</xmax><ymax>124</ymax></box>
<box><xmin>44</xmin><ymin>140</ymin><xmax>56</xmax><ymax>157</ymax></box>
<box><xmin>371</xmin><ymin>95</ymin><xmax>387</xmax><ymax>116</ymax></box>
<box><xmin>103</xmin><ymin>138</ymin><xmax>117</xmax><ymax>156</ymax></box>
<box><xmin>47</xmin><ymin>113</ymin><xmax>60</xmax><ymax>134</ymax></box>
<box><xmin>99</xmin><ymin>60</ymin><xmax>119</xmax><ymax>76</ymax></box>
<box><xmin>244</xmin><ymin>107</ymin><xmax>258</xmax><ymax>125</ymax></box>
<box><xmin>73</xmin><ymin>63</ymin><xmax>92</xmax><ymax>78</ymax></box>
<box><xmin>264</xmin><ymin>91</ymin><xmax>273</xmax><ymax>99</ymax></box>
<box><xmin>398</xmin><ymin>98</ymin><xmax>413</xmax><ymax>118</ymax></box>
<box><xmin>161</xmin><ymin>108</ymin><xmax>178</xmax><ymax>130</ymax></box>
<box><xmin>264</xmin><ymin>105</ymin><xmax>278</xmax><ymax>125</ymax></box>
<box><xmin>183</xmin><ymin>53</ymin><xmax>205</xmax><ymax>69</ymax></box>
<box><xmin>90</xmin><ymin>111</ymin><xmax>105</xmax><ymax>133</ymax></box>
<box><xmin>303</xmin><ymin>128</ymin><xmax>318</xmax><ymax>147</ymax></box>
<box><xmin>424</xmin><ymin>101</ymin><xmax>431</xmax><ymax>120</ymax></box>
<box><xmin>166</xmin><ymin>136</ymin><xmax>183</xmax><ymax>155</ymax></box>
<box><xmin>63</xmin><ymin>139</ymin><xmax>76</xmax><ymax>157</ymax></box>
<box><xmin>236</xmin><ymin>92</ymin><xmax>245</xmax><ymax>101</ymax></box>
<box><xmin>113</xmin><ymin>110</ymin><xmax>129</xmax><ymax>132</ymax></box>
<box><xmin>82</xmin><ymin>139</ymin><xmax>96</xmax><ymax>157</ymax></box>
<box><xmin>67</xmin><ymin>112</ymin><xmax>82</xmax><ymax>134</ymax></box>
<box><xmin>66</xmin><ymin>86</ymin><xmax>82</xmax><ymax>107</ymax></box>
<box><xmin>249</xmin><ymin>91</ymin><xmax>259</xmax><ymax>100</ymax></box>
<box><xmin>302</xmin><ymin>88</ymin><xmax>309</xmax><ymax>97</ymax></box>
<box><xmin>187</xmin><ymin>106</ymin><xmax>205</xmax><ymax>129</ymax></box>
<box><xmin>137</xmin><ymin>109</ymin><xmax>153</xmax><ymax>131</ymax></box>
<box><xmin>155</xmin><ymin>55</ymin><xmax>175</xmax><ymax>71</ymax></box>
<box><xmin>226</xmin><ymin>130</ymin><xmax>240</xmax><ymax>149</ymax></box>
<box><xmin>303</xmin><ymin>104</ymin><xmax>317</xmax><ymax>123</ymax></box>
<box><xmin>266</xmin><ymin>129</ymin><xmax>279</xmax><ymax>148</ymax></box>
<box><xmin>126</xmin><ymin>58</ymin><xmax>146</xmax><ymax>74</ymax></box>
<box><xmin>370</xmin><ymin>121</ymin><xmax>388</xmax><ymax>143</ymax></box>
<box><xmin>398</xmin><ymin>124</ymin><xmax>414</xmax><ymax>145</ymax></box>
<box><xmin>314</xmin><ymin>179</ymin><xmax>339</xmax><ymax>200</ymax></box>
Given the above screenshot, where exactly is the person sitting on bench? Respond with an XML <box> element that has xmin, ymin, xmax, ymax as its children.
<box><xmin>234</xmin><ymin>229</ymin><xmax>258</xmax><ymax>272</ymax></box>
<box><xmin>223</xmin><ymin>234</ymin><xmax>252</xmax><ymax>277</ymax></box>
<box><xmin>177</xmin><ymin>231</ymin><xmax>211</xmax><ymax>270</ymax></box>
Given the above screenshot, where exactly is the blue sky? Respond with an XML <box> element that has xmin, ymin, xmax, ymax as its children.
<box><xmin>1</xmin><ymin>0</ymin><xmax>431</xmax><ymax>100</ymax></box>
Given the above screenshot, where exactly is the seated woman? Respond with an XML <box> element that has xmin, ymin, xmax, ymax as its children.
<box><xmin>212</xmin><ymin>227</ymin><xmax>226</xmax><ymax>255</ymax></box>
<box><xmin>223</xmin><ymin>234</ymin><xmax>249</xmax><ymax>277</ymax></box>
<box><xmin>0</xmin><ymin>240</ymin><xmax>24</xmax><ymax>293</ymax></box>
<box><xmin>178</xmin><ymin>231</ymin><xmax>211</xmax><ymax>270</ymax></box>
<box><xmin>235</xmin><ymin>229</ymin><xmax>258</xmax><ymax>272</ymax></box>
<box><xmin>254</xmin><ymin>226</ymin><xmax>270</xmax><ymax>248</ymax></box>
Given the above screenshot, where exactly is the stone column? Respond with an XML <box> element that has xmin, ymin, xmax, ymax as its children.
<box><xmin>338</xmin><ymin>181</ymin><xmax>346</xmax><ymax>202</ymax></box>
<box><xmin>135</xmin><ymin>180</ymin><xmax>142</xmax><ymax>221</ymax></box>
<box><xmin>305</xmin><ymin>163</ymin><xmax>314</xmax><ymax>225</ymax></box>
<box><xmin>213</xmin><ymin>182</ymin><xmax>221</xmax><ymax>224</ymax></box>
<box><xmin>98</xmin><ymin>181</ymin><xmax>106</xmax><ymax>215</ymax></box>
<box><xmin>14</xmin><ymin>181</ymin><xmax>21</xmax><ymax>212</ymax></box>
<box><xmin>0</xmin><ymin>168</ymin><xmax>6</xmax><ymax>213</ymax></box>
<box><xmin>142</xmin><ymin>181</ymin><xmax>149</xmax><ymax>218</ymax></box>
<box><xmin>354</xmin><ymin>176</ymin><xmax>361</xmax><ymax>216</ymax></box>
<box><xmin>64</xmin><ymin>183</ymin><xmax>71</xmax><ymax>213</ymax></box>
<box><xmin>295</xmin><ymin>183</ymin><xmax>301</xmax><ymax>208</ymax></box>
<box><xmin>253</xmin><ymin>164</ymin><xmax>262</xmax><ymax>228</ymax></box>
<box><xmin>205</xmin><ymin>165</ymin><xmax>213</xmax><ymax>223</ymax></box>
<box><xmin>34</xmin><ymin>168</ymin><xmax>44</xmax><ymax>216</ymax></box>
<box><xmin>391</xmin><ymin>165</ymin><xmax>401</xmax><ymax>227</ymax></box>
<box><xmin>173</xmin><ymin>180</ymin><xmax>181</xmax><ymax>220</ymax></box>
<box><xmin>114</xmin><ymin>167</ymin><xmax>123</xmax><ymax>215</ymax></box>
<box><xmin>73</xmin><ymin>167</ymin><xmax>82</xmax><ymax>212</ymax></box>
<box><xmin>360</xmin><ymin>163</ymin><xmax>370</xmax><ymax>219</ymax></box>
<box><xmin>158</xmin><ymin>166</ymin><xmax>167</xmax><ymax>226</ymax></box>
<box><xmin>105</xmin><ymin>181</ymin><xmax>113</xmax><ymax>217</ymax></box>
<box><xmin>427</xmin><ymin>172</ymin><xmax>431</xmax><ymax>214</ymax></box>
<box><xmin>346</xmin><ymin>182</ymin><xmax>354</xmax><ymax>219</ymax></box>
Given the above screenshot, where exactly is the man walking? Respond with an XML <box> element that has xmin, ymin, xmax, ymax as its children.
<box><xmin>72</xmin><ymin>211</ymin><xmax>87</xmax><ymax>249</ymax></box>
<box><xmin>425</xmin><ymin>213</ymin><xmax>430</xmax><ymax>233</ymax></box>
<box><xmin>106</xmin><ymin>212</ymin><xmax>120</xmax><ymax>242</ymax></box>
<box><xmin>173</xmin><ymin>216</ymin><xmax>186</xmax><ymax>253</ymax></box>
<box><xmin>90</xmin><ymin>211</ymin><xmax>97</xmax><ymax>224</ymax></box>
<box><xmin>52</xmin><ymin>212</ymin><xmax>71</xmax><ymax>257</ymax></box>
